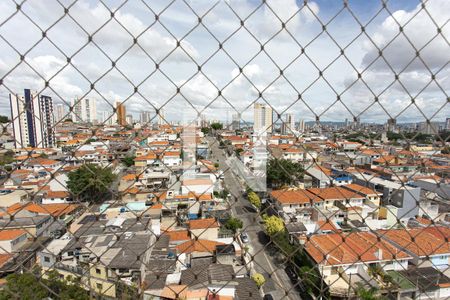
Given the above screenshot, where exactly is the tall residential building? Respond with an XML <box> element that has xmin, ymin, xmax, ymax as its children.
<box><xmin>101</xmin><ymin>111</ymin><xmax>113</xmax><ymax>125</ymax></box>
<box><xmin>253</xmin><ymin>103</ymin><xmax>273</xmax><ymax>134</ymax></box>
<box><xmin>55</xmin><ymin>103</ymin><xmax>66</xmax><ymax>123</ymax></box>
<box><xmin>126</xmin><ymin>114</ymin><xmax>133</xmax><ymax>125</ymax></box>
<box><xmin>418</xmin><ymin>121</ymin><xmax>440</xmax><ymax>135</ymax></box>
<box><xmin>9</xmin><ymin>89</ymin><xmax>55</xmax><ymax>148</ymax></box>
<box><xmin>158</xmin><ymin>108</ymin><xmax>165</xmax><ymax>126</ymax></box>
<box><xmin>298</xmin><ymin>119</ymin><xmax>305</xmax><ymax>133</ymax></box>
<box><xmin>386</xmin><ymin>118</ymin><xmax>398</xmax><ymax>133</ymax></box>
<box><xmin>115</xmin><ymin>101</ymin><xmax>126</xmax><ymax>126</ymax></box>
<box><xmin>281</xmin><ymin>113</ymin><xmax>295</xmax><ymax>135</ymax></box>
<box><xmin>232</xmin><ymin>113</ymin><xmax>241</xmax><ymax>130</ymax></box>
<box><xmin>446</xmin><ymin>118</ymin><xmax>450</xmax><ymax>130</ymax></box>
<box><xmin>71</xmin><ymin>98</ymin><xmax>97</xmax><ymax>123</ymax></box>
<box><xmin>140</xmin><ymin>111</ymin><xmax>152</xmax><ymax>124</ymax></box>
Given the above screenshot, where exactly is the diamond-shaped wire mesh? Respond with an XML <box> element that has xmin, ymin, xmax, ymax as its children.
<box><xmin>0</xmin><ymin>0</ymin><xmax>448</xmax><ymax>299</ymax></box>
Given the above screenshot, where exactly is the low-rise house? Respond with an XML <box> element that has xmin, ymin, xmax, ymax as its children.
<box><xmin>41</xmin><ymin>190</ymin><xmax>72</xmax><ymax>204</ymax></box>
<box><xmin>380</xmin><ymin>226</ymin><xmax>450</xmax><ymax>270</ymax></box>
<box><xmin>188</xmin><ymin>218</ymin><xmax>219</xmax><ymax>240</ymax></box>
<box><xmin>162</xmin><ymin>151</ymin><xmax>182</xmax><ymax>167</ymax></box>
<box><xmin>0</xmin><ymin>229</ymin><xmax>28</xmax><ymax>254</ymax></box>
<box><xmin>270</xmin><ymin>189</ymin><xmax>321</xmax><ymax>216</ymax></box>
<box><xmin>308</xmin><ymin>187</ymin><xmax>365</xmax><ymax>209</ymax></box>
<box><xmin>304</xmin><ymin>230</ymin><xmax>412</xmax><ymax>298</ymax></box>
<box><xmin>342</xmin><ymin>183</ymin><xmax>382</xmax><ymax>207</ymax></box>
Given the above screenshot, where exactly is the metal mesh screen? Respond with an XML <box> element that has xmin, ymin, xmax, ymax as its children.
<box><xmin>0</xmin><ymin>0</ymin><xmax>448</xmax><ymax>299</ymax></box>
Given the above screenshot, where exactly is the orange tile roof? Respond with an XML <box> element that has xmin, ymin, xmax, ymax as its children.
<box><xmin>0</xmin><ymin>254</ymin><xmax>13</xmax><ymax>268</ymax></box>
<box><xmin>176</xmin><ymin>239</ymin><xmax>224</xmax><ymax>254</ymax></box>
<box><xmin>188</xmin><ymin>218</ymin><xmax>219</xmax><ymax>230</ymax></box>
<box><xmin>270</xmin><ymin>189</ymin><xmax>319</xmax><ymax>205</ymax></box>
<box><xmin>5</xmin><ymin>203</ymin><xmax>79</xmax><ymax>217</ymax></box>
<box><xmin>27</xmin><ymin>158</ymin><xmax>59</xmax><ymax>166</ymax></box>
<box><xmin>0</xmin><ymin>229</ymin><xmax>27</xmax><ymax>241</ymax></box>
<box><xmin>160</xmin><ymin>285</ymin><xmax>187</xmax><ymax>299</ymax></box>
<box><xmin>163</xmin><ymin>230</ymin><xmax>190</xmax><ymax>242</ymax></box>
<box><xmin>182</xmin><ymin>179</ymin><xmax>212</xmax><ymax>186</ymax></box>
<box><xmin>415</xmin><ymin>216</ymin><xmax>432</xmax><ymax>225</ymax></box>
<box><xmin>317</xmin><ymin>220</ymin><xmax>339</xmax><ymax>233</ymax></box>
<box><xmin>163</xmin><ymin>151</ymin><xmax>180</xmax><ymax>157</ymax></box>
<box><xmin>121</xmin><ymin>174</ymin><xmax>143</xmax><ymax>181</ymax></box>
<box><xmin>308</xmin><ymin>187</ymin><xmax>364</xmax><ymax>200</ymax></box>
<box><xmin>379</xmin><ymin>227</ymin><xmax>450</xmax><ymax>257</ymax></box>
<box><xmin>315</xmin><ymin>165</ymin><xmax>332</xmax><ymax>176</ymax></box>
<box><xmin>45</xmin><ymin>191</ymin><xmax>70</xmax><ymax>198</ymax></box>
<box><xmin>373</xmin><ymin>155</ymin><xmax>397</xmax><ymax>164</ymax></box>
<box><xmin>134</xmin><ymin>154</ymin><xmax>157</xmax><ymax>161</ymax></box>
<box><xmin>342</xmin><ymin>184</ymin><xmax>382</xmax><ymax>196</ymax></box>
<box><xmin>305</xmin><ymin>231</ymin><xmax>411</xmax><ymax>266</ymax></box>
<box><xmin>423</xmin><ymin>226</ymin><xmax>450</xmax><ymax>240</ymax></box>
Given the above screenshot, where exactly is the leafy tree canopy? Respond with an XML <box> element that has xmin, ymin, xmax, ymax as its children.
<box><xmin>0</xmin><ymin>115</ymin><xmax>9</xmax><ymax>123</ymax></box>
<box><xmin>121</xmin><ymin>155</ymin><xmax>136</xmax><ymax>167</ymax></box>
<box><xmin>248</xmin><ymin>191</ymin><xmax>261</xmax><ymax>209</ymax></box>
<box><xmin>263</xmin><ymin>215</ymin><xmax>285</xmax><ymax>236</ymax></box>
<box><xmin>251</xmin><ymin>273</ymin><xmax>266</xmax><ymax>288</ymax></box>
<box><xmin>210</xmin><ymin>122</ymin><xmax>223</xmax><ymax>130</ymax></box>
<box><xmin>267</xmin><ymin>158</ymin><xmax>304</xmax><ymax>188</ymax></box>
<box><xmin>0</xmin><ymin>270</ymin><xmax>88</xmax><ymax>300</ymax></box>
<box><xmin>67</xmin><ymin>164</ymin><xmax>116</xmax><ymax>202</ymax></box>
<box><xmin>224</xmin><ymin>217</ymin><xmax>243</xmax><ymax>233</ymax></box>
<box><xmin>201</xmin><ymin>127</ymin><xmax>210</xmax><ymax>134</ymax></box>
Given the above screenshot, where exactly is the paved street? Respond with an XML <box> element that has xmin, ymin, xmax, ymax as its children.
<box><xmin>207</xmin><ymin>137</ymin><xmax>302</xmax><ymax>300</ymax></box>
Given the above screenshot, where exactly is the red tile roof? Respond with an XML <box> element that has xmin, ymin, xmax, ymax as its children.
<box><xmin>0</xmin><ymin>229</ymin><xmax>27</xmax><ymax>241</ymax></box>
<box><xmin>342</xmin><ymin>184</ymin><xmax>382</xmax><ymax>197</ymax></box>
<box><xmin>305</xmin><ymin>231</ymin><xmax>411</xmax><ymax>266</ymax></box>
<box><xmin>270</xmin><ymin>189</ymin><xmax>319</xmax><ymax>205</ymax></box>
<box><xmin>379</xmin><ymin>227</ymin><xmax>450</xmax><ymax>257</ymax></box>
<box><xmin>176</xmin><ymin>240</ymin><xmax>224</xmax><ymax>254</ymax></box>
<box><xmin>163</xmin><ymin>230</ymin><xmax>190</xmax><ymax>242</ymax></box>
<box><xmin>188</xmin><ymin>218</ymin><xmax>219</xmax><ymax>230</ymax></box>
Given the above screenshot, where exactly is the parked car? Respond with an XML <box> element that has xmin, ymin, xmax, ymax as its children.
<box><xmin>263</xmin><ymin>294</ymin><xmax>274</xmax><ymax>300</ymax></box>
<box><xmin>240</xmin><ymin>232</ymin><xmax>249</xmax><ymax>243</ymax></box>
<box><xmin>285</xmin><ymin>264</ymin><xmax>299</xmax><ymax>283</ymax></box>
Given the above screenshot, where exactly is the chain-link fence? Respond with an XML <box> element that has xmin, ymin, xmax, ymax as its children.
<box><xmin>0</xmin><ymin>0</ymin><xmax>449</xmax><ymax>299</ymax></box>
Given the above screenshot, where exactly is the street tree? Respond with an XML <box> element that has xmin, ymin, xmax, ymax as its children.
<box><xmin>251</xmin><ymin>273</ymin><xmax>266</xmax><ymax>288</ymax></box>
<box><xmin>248</xmin><ymin>191</ymin><xmax>261</xmax><ymax>209</ymax></box>
<box><xmin>224</xmin><ymin>217</ymin><xmax>243</xmax><ymax>233</ymax></box>
<box><xmin>67</xmin><ymin>164</ymin><xmax>116</xmax><ymax>202</ymax></box>
<box><xmin>264</xmin><ymin>215</ymin><xmax>285</xmax><ymax>236</ymax></box>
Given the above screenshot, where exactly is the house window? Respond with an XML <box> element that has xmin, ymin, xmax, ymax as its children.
<box><xmin>44</xmin><ymin>256</ymin><xmax>50</xmax><ymax>263</ymax></box>
<box><xmin>96</xmin><ymin>283</ymin><xmax>103</xmax><ymax>290</ymax></box>
<box><xmin>95</xmin><ymin>268</ymin><xmax>101</xmax><ymax>274</ymax></box>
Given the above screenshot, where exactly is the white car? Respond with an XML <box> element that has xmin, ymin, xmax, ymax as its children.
<box><xmin>240</xmin><ymin>232</ymin><xmax>249</xmax><ymax>243</ymax></box>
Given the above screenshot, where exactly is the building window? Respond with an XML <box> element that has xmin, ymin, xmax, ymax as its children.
<box><xmin>96</xmin><ymin>283</ymin><xmax>103</xmax><ymax>290</ymax></box>
<box><xmin>44</xmin><ymin>256</ymin><xmax>50</xmax><ymax>263</ymax></box>
<box><xmin>95</xmin><ymin>268</ymin><xmax>101</xmax><ymax>274</ymax></box>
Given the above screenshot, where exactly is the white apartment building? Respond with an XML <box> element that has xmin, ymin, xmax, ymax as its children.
<box><xmin>253</xmin><ymin>103</ymin><xmax>273</xmax><ymax>134</ymax></box>
<box><xmin>10</xmin><ymin>89</ymin><xmax>56</xmax><ymax>148</ymax></box>
<box><xmin>71</xmin><ymin>98</ymin><xmax>97</xmax><ymax>123</ymax></box>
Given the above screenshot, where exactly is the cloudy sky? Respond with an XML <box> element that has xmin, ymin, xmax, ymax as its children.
<box><xmin>0</xmin><ymin>0</ymin><xmax>448</xmax><ymax>124</ymax></box>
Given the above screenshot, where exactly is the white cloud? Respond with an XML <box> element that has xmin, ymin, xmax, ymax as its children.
<box><xmin>0</xmin><ymin>0</ymin><xmax>447</xmax><ymax>124</ymax></box>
